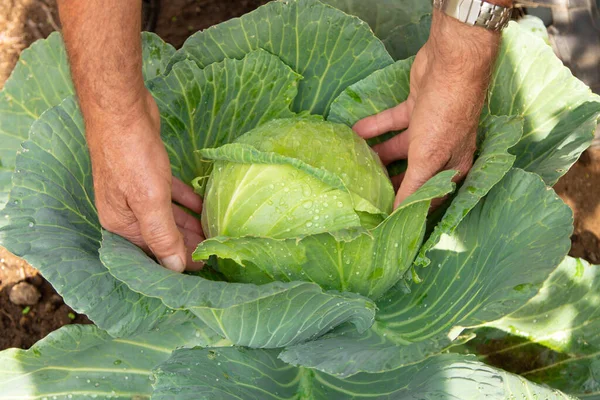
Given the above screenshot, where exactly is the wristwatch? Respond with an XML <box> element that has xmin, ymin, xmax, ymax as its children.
<box><xmin>433</xmin><ymin>0</ymin><xmax>513</xmax><ymax>32</ymax></box>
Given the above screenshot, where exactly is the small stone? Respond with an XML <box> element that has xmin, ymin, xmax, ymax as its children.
<box><xmin>9</xmin><ymin>282</ymin><xmax>41</xmax><ymax>306</ymax></box>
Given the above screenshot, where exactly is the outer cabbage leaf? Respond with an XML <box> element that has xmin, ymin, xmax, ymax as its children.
<box><xmin>148</xmin><ymin>50</ymin><xmax>299</xmax><ymax>188</ymax></box>
<box><xmin>194</xmin><ymin>170</ymin><xmax>455</xmax><ymax>299</ymax></box>
<box><xmin>280</xmin><ymin>168</ymin><xmax>573</xmax><ymax>376</ymax></box>
<box><xmin>0</xmin><ymin>32</ymin><xmax>74</xmax><ymax>170</ymax></box>
<box><xmin>100</xmin><ymin>231</ymin><xmax>376</xmax><ymax>349</ymax></box>
<box><xmin>481</xmin><ymin>257</ymin><xmax>600</xmax><ymax>398</ymax></box>
<box><xmin>490</xmin><ymin>257</ymin><xmax>600</xmax><ymax>354</ymax></box>
<box><xmin>0</xmin><ymin>320</ymin><xmax>220</xmax><ymax>399</ymax></box>
<box><xmin>0</xmin><ymin>164</ymin><xmax>10</xmax><ymax>211</ymax></box>
<box><xmin>152</xmin><ymin>347</ymin><xmax>573</xmax><ymax>399</ymax></box>
<box><xmin>461</xmin><ymin>327</ymin><xmax>600</xmax><ymax>399</ymax></box>
<box><xmin>488</xmin><ymin>22</ymin><xmax>600</xmax><ymax>185</ymax></box>
<box><xmin>0</xmin><ymin>97</ymin><xmax>193</xmax><ymax>338</ymax></box>
<box><xmin>170</xmin><ymin>0</ymin><xmax>393</xmax><ymax>115</ymax></box>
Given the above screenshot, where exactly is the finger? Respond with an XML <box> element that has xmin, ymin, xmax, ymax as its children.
<box><xmin>181</xmin><ymin>227</ymin><xmax>205</xmax><ymax>271</ymax></box>
<box><xmin>390</xmin><ymin>173</ymin><xmax>405</xmax><ymax>192</ymax></box>
<box><xmin>172</xmin><ymin>204</ymin><xmax>204</xmax><ymax>235</ymax></box>
<box><xmin>352</xmin><ymin>101</ymin><xmax>412</xmax><ymax>139</ymax></box>
<box><xmin>132</xmin><ymin>192</ymin><xmax>187</xmax><ymax>273</ymax></box>
<box><xmin>394</xmin><ymin>154</ymin><xmax>449</xmax><ymax>209</ymax></box>
<box><xmin>172</xmin><ymin>177</ymin><xmax>203</xmax><ymax>214</ymax></box>
<box><xmin>372</xmin><ymin>131</ymin><xmax>411</xmax><ymax>165</ymax></box>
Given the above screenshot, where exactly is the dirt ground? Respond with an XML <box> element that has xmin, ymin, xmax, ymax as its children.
<box><xmin>0</xmin><ymin>0</ymin><xmax>598</xmax><ymax>350</ymax></box>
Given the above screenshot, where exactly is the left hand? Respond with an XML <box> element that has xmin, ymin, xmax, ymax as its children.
<box><xmin>353</xmin><ymin>10</ymin><xmax>501</xmax><ymax>208</ymax></box>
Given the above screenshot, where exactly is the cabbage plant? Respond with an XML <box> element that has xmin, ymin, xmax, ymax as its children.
<box><xmin>0</xmin><ymin>0</ymin><xmax>600</xmax><ymax>398</ymax></box>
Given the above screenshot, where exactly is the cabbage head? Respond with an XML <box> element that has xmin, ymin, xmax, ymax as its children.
<box><xmin>1</xmin><ymin>0</ymin><xmax>599</xmax><ymax>398</ymax></box>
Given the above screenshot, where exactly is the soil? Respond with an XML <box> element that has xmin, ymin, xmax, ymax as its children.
<box><xmin>0</xmin><ymin>0</ymin><xmax>598</xmax><ymax>351</ymax></box>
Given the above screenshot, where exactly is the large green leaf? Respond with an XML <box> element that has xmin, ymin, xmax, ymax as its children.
<box><xmin>0</xmin><ymin>32</ymin><xmax>73</xmax><ymax>170</ymax></box>
<box><xmin>171</xmin><ymin>0</ymin><xmax>393</xmax><ymax>115</ymax></box>
<box><xmin>0</xmin><ymin>320</ymin><xmax>220</xmax><ymax>399</ymax></box>
<box><xmin>148</xmin><ymin>50</ymin><xmax>299</xmax><ymax>188</ymax></box>
<box><xmin>482</xmin><ymin>257</ymin><xmax>600</xmax><ymax>398</ymax></box>
<box><xmin>0</xmin><ymin>165</ymin><xmax>10</xmax><ymax>212</ymax></box>
<box><xmin>152</xmin><ymin>347</ymin><xmax>572</xmax><ymax>399</ymax></box>
<box><xmin>460</xmin><ymin>328</ymin><xmax>600</xmax><ymax>399</ymax></box>
<box><xmin>193</xmin><ymin>170</ymin><xmax>455</xmax><ymax>299</ymax></box>
<box><xmin>489</xmin><ymin>22</ymin><xmax>600</xmax><ymax>184</ymax></box>
<box><xmin>100</xmin><ymin>231</ymin><xmax>376</xmax><ymax>349</ymax></box>
<box><xmin>280</xmin><ymin>168</ymin><xmax>573</xmax><ymax>376</ymax></box>
<box><xmin>0</xmin><ymin>97</ymin><xmax>189</xmax><ymax>338</ymax></box>
<box><xmin>490</xmin><ymin>257</ymin><xmax>600</xmax><ymax>353</ymax></box>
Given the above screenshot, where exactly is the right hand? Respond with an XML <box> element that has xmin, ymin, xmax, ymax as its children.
<box><xmin>86</xmin><ymin>90</ymin><xmax>204</xmax><ymax>272</ymax></box>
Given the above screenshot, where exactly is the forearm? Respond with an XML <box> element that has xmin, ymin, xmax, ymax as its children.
<box><xmin>58</xmin><ymin>0</ymin><xmax>145</xmax><ymax>137</ymax></box>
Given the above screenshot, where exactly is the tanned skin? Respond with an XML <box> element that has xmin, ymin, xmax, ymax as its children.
<box><xmin>58</xmin><ymin>0</ymin><xmax>511</xmax><ymax>271</ymax></box>
<box><xmin>58</xmin><ymin>0</ymin><xmax>204</xmax><ymax>272</ymax></box>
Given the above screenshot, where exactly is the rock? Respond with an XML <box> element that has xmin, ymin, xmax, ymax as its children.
<box><xmin>9</xmin><ymin>282</ymin><xmax>41</xmax><ymax>306</ymax></box>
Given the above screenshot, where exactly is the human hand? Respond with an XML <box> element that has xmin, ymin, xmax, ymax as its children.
<box><xmin>86</xmin><ymin>90</ymin><xmax>204</xmax><ymax>272</ymax></box>
<box><xmin>354</xmin><ymin>11</ymin><xmax>501</xmax><ymax>208</ymax></box>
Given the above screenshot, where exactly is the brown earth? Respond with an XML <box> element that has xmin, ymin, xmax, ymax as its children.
<box><xmin>0</xmin><ymin>0</ymin><xmax>598</xmax><ymax>350</ymax></box>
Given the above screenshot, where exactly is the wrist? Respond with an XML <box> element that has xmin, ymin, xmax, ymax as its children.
<box><xmin>428</xmin><ymin>9</ymin><xmax>501</xmax><ymax>76</ymax></box>
<box><xmin>83</xmin><ymin>86</ymin><xmax>153</xmax><ymax>127</ymax></box>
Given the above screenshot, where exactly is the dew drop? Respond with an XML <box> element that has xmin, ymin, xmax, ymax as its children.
<box><xmin>337</xmin><ymin>201</ymin><xmax>343</xmax><ymax>208</ymax></box>
<box><xmin>306</xmin><ymin>222</ymin><xmax>313</xmax><ymax>228</ymax></box>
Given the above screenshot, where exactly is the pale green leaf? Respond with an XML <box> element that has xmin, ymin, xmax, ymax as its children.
<box><xmin>490</xmin><ymin>257</ymin><xmax>600</xmax><ymax>353</ymax></box>
<box><xmin>457</xmin><ymin>327</ymin><xmax>600</xmax><ymax>399</ymax></box>
<box><xmin>148</xmin><ymin>50</ymin><xmax>299</xmax><ymax>188</ymax></box>
<box><xmin>152</xmin><ymin>348</ymin><xmax>572</xmax><ymax>399</ymax></box>
<box><xmin>281</xmin><ymin>169</ymin><xmax>572</xmax><ymax>376</ymax></box>
<box><xmin>100</xmin><ymin>231</ymin><xmax>376</xmax><ymax>348</ymax></box>
<box><xmin>171</xmin><ymin>0</ymin><xmax>393</xmax><ymax>115</ymax></box>
<box><xmin>489</xmin><ymin>22</ymin><xmax>600</xmax><ymax>184</ymax></box>
<box><xmin>0</xmin><ymin>32</ymin><xmax>73</xmax><ymax>170</ymax></box>
<box><xmin>480</xmin><ymin>257</ymin><xmax>600</xmax><ymax>398</ymax></box>
<box><xmin>0</xmin><ymin>97</ymin><xmax>191</xmax><ymax>338</ymax></box>
<box><xmin>194</xmin><ymin>170</ymin><xmax>455</xmax><ymax>298</ymax></box>
<box><xmin>0</xmin><ymin>320</ymin><xmax>220</xmax><ymax>399</ymax></box>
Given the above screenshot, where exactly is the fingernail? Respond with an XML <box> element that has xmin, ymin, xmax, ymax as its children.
<box><xmin>160</xmin><ymin>255</ymin><xmax>185</xmax><ymax>272</ymax></box>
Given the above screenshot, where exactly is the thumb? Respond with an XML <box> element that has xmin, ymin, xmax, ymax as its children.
<box><xmin>133</xmin><ymin>195</ymin><xmax>187</xmax><ymax>273</ymax></box>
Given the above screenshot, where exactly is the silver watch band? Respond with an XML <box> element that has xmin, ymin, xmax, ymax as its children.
<box><xmin>433</xmin><ymin>0</ymin><xmax>513</xmax><ymax>32</ymax></box>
